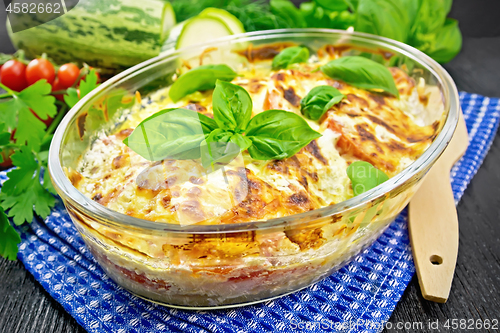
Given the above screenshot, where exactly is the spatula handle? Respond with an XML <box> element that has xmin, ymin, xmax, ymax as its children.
<box><xmin>408</xmin><ymin>162</ymin><xmax>458</xmax><ymax>303</ymax></box>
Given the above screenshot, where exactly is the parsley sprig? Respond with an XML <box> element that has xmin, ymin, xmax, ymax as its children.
<box><xmin>124</xmin><ymin>79</ymin><xmax>321</xmax><ymax>165</ymax></box>
<box><xmin>0</xmin><ymin>70</ymin><xmax>100</xmax><ymax>260</ymax></box>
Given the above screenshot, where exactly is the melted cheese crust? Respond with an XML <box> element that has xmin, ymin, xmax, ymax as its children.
<box><xmin>67</xmin><ymin>49</ymin><xmax>443</xmax><ymax>230</ymax></box>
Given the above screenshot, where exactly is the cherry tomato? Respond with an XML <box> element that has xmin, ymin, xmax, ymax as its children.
<box><xmin>0</xmin><ymin>59</ymin><xmax>28</xmax><ymax>92</ymax></box>
<box><xmin>51</xmin><ymin>77</ymin><xmax>66</xmax><ymax>102</ymax></box>
<box><xmin>57</xmin><ymin>63</ymin><xmax>80</xmax><ymax>88</ymax></box>
<box><xmin>25</xmin><ymin>58</ymin><xmax>55</xmax><ymax>85</ymax></box>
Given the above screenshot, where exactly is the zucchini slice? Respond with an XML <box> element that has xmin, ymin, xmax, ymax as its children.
<box><xmin>176</xmin><ymin>16</ymin><xmax>233</xmax><ymax>50</ymax></box>
<box><xmin>160</xmin><ymin>2</ymin><xmax>177</xmax><ymax>43</ymax></box>
<box><xmin>199</xmin><ymin>8</ymin><xmax>245</xmax><ymax>35</ymax></box>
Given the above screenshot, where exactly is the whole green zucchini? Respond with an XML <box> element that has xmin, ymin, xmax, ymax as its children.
<box><xmin>8</xmin><ymin>0</ymin><xmax>169</xmax><ymax>73</ymax></box>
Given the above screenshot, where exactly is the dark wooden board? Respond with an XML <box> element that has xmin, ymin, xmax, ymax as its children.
<box><xmin>0</xmin><ymin>1</ymin><xmax>499</xmax><ymax>332</ymax></box>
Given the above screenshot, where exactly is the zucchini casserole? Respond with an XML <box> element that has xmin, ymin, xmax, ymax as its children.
<box><xmin>64</xmin><ymin>43</ymin><xmax>444</xmax><ymax>307</ymax></box>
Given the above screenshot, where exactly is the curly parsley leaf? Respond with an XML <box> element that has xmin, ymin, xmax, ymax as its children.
<box><xmin>0</xmin><ymin>78</ymin><xmax>62</xmax><ymax>261</ymax></box>
<box><xmin>0</xmin><ymin>123</ymin><xmax>10</xmax><ymax>145</ymax></box>
<box><xmin>0</xmin><ymin>123</ymin><xmax>11</xmax><ymax>163</ymax></box>
<box><xmin>0</xmin><ymin>148</ymin><xmax>55</xmax><ymax>225</ymax></box>
<box><xmin>64</xmin><ymin>69</ymin><xmax>100</xmax><ymax>108</ymax></box>
<box><xmin>0</xmin><ymin>99</ymin><xmax>18</xmax><ymax>130</ymax></box>
<box><xmin>0</xmin><ymin>178</ymin><xmax>55</xmax><ymax>225</ymax></box>
<box><xmin>18</xmin><ymin>80</ymin><xmax>57</xmax><ymax>121</ymax></box>
<box><xmin>79</xmin><ymin>69</ymin><xmax>99</xmax><ymax>99</ymax></box>
<box><xmin>15</xmin><ymin>107</ymin><xmax>47</xmax><ymax>151</ymax></box>
<box><xmin>42</xmin><ymin>167</ymin><xmax>57</xmax><ymax>195</ymax></box>
<box><xmin>0</xmin><ymin>80</ymin><xmax>57</xmax><ymax>150</ymax></box>
<box><xmin>64</xmin><ymin>88</ymin><xmax>79</xmax><ymax>108</ymax></box>
<box><xmin>0</xmin><ymin>207</ymin><xmax>21</xmax><ymax>261</ymax></box>
<box><xmin>1</xmin><ymin>147</ymin><xmax>38</xmax><ymax>195</ymax></box>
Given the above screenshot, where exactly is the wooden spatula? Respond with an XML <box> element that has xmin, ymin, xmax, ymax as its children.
<box><xmin>408</xmin><ymin>111</ymin><xmax>469</xmax><ymax>303</ymax></box>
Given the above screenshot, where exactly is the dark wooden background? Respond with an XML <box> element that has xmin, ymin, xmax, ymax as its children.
<box><xmin>0</xmin><ymin>1</ymin><xmax>499</xmax><ymax>332</ymax></box>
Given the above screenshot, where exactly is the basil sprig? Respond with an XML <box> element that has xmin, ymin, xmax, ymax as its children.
<box><xmin>272</xmin><ymin>46</ymin><xmax>310</xmax><ymax>70</ymax></box>
<box><xmin>169</xmin><ymin>64</ymin><xmax>237</xmax><ymax>102</ymax></box>
<box><xmin>125</xmin><ymin>79</ymin><xmax>321</xmax><ymax>164</ymax></box>
<box><xmin>320</xmin><ymin>56</ymin><xmax>399</xmax><ymax>97</ymax></box>
<box><xmin>347</xmin><ymin>161</ymin><xmax>389</xmax><ymax>196</ymax></box>
<box><xmin>208</xmin><ymin>80</ymin><xmax>321</xmax><ymax>161</ymax></box>
<box><xmin>300</xmin><ymin>85</ymin><xmax>344</xmax><ymax>120</ymax></box>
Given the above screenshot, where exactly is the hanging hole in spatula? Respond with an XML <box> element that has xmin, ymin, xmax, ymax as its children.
<box><xmin>430</xmin><ymin>255</ymin><xmax>443</xmax><ymax>265</ymax></box>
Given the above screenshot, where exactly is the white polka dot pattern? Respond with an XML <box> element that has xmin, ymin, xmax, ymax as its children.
<box><xmin>1</xmin><ymin>92</ymin><xmax>498</xmax><ymax>333</ymax></box>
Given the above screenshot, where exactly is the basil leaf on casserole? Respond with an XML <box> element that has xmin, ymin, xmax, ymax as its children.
<box><xmin>347</xmin><ymin>161</ymin><xmax>389</xmax><ymax>196</ymax></box>
<box><xmin>212</xmin><ymin>80</ymin><xmax>253</xmax><ymax>132</ymax></box>
<box><xmin>200</xmin><ymin>128</ymin><xmax>241</xmax><ymax>169</ymax></box>
<box><xmin>245</xmin><ymin>110</ymin><xmax>322</xmax><ymax>160</ymax></box>
<box><xmin>272</xmin><ymin>46</ymin><xmax>310</xmax><ymax>70</ymax></box>
<box><xmin>123</xmin><ymin>108</ymin><xmax>216</xmax><ymax>161</ymax></box>
<box><xmin>169</xmin><ymin>64</ymin><xmax>237</xmax><ymax>102</ymax></box>
<box><xmin>320</xmin><ymin>56</ymin><xmax>399</xmax><ymax>97</ymax></box>
<box><xmin>300</xmin><ymin>85</ymin><xmax>345</xmax><ymax>120</ymax></box>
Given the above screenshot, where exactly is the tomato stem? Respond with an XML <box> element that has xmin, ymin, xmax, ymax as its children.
<box><xmin>13</xmin><ymin>49</ymin><xmax>28</xmax><ymax>64</ymax></box>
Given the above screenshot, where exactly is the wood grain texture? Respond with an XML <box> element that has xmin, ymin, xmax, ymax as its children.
<box><xmin>0</xmin><ymin>0</ymin><xmax>499</xmax><ymax>332</ymax></box>
<box><xmin>408</xmin><ymin>113</ymin><xmax>468</xmax><ymax>303</ymax></box>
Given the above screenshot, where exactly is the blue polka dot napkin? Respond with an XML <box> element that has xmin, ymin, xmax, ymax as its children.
<box><xmin>1</xmin><ymin>92</ymin><xmax>499</xmax><ymax>333</ymax></box>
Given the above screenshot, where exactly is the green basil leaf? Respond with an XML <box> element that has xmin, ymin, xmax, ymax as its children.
<box><xmin>123</xmin><ymin>108</ymin><xmax>216</xmax><ymax>161</ymax></box>
<box><xmin>347</xmin><ymin>161</ymin><xmax>389</xmax><ymax>196</ymax></box>
<box><xmin>270</xmin><ymin>0</ymin><xmax>306</xmax><ymax>29</ymax></box>
<box><xmin>200</xmin><ymin>131</ymin><xmax>252</xmax><ymax>170</ymax></box>
<box><xmin>314</xmin><ymin>0</ymin><xmax>348</xmax><ymax>11</ymax></box>
<box><xmin>212</xmin><ymin>80</ymin><xmax>252</xmax><ymax>132</ymax></box>
<box><xmin>201</xmin><ymin>141</ymin><xmax>241</xmax><ymax>170</ymax></box>
<box><xmin>230</xmin><ymin>133</ymin><xmax>252</xmax><ymax>151</ymax></box>
<box><xmin>410</xmin><ymin>0</ymin><xmax>452</xmax><ymax>39</ymax></box>
<box><xmin>246</xmin><ymin>110</ymin><xmax>321</xmax><ymax>160</ymax></box>
<box><xmin>300</xmin><ymin>85</ymin><xmax>344</xmax><ymax>120</ymax></box>
<box><xmin>169</xmin><ymin>64</ymin><xmax>237</xmax><ymax>102</ymax></box>
<box><xmin>355</xmin><ymin>0</ymin><xmax>418</xmax><ymax>43</ymax></box>
<box><xmin>416</xmin><ymin>18</ymin><xmax>462</xmax><ymax>64</ymax></box>
<box><xmin>272</xmin><ymin>46</ymin><xmax>310</xmax><ymax>70</ymax></box>
<box><xmin>206</xmin><ymin>128</ymin><xmax>232</xmax><ymax>144</ymax></box>
<box><xmin>246</xmin><ymin>136</ymin><xmax>311</xmax><ymax>160</ymax></box>
<box><xmin>321</xmin><ymin>56</ymin><xmax>399</xmax><ymax>97</ymax></box>
<box><xmin>201</xmin><ymin>129</ymin><xmax>239</xmax><ymax>169</ymax></box>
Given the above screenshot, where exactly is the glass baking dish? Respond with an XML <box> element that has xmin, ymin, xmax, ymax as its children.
<box><xmin>48</xmin><ymin>29</ymin><xmax>459</xmax><ymax>309</ymax></box>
